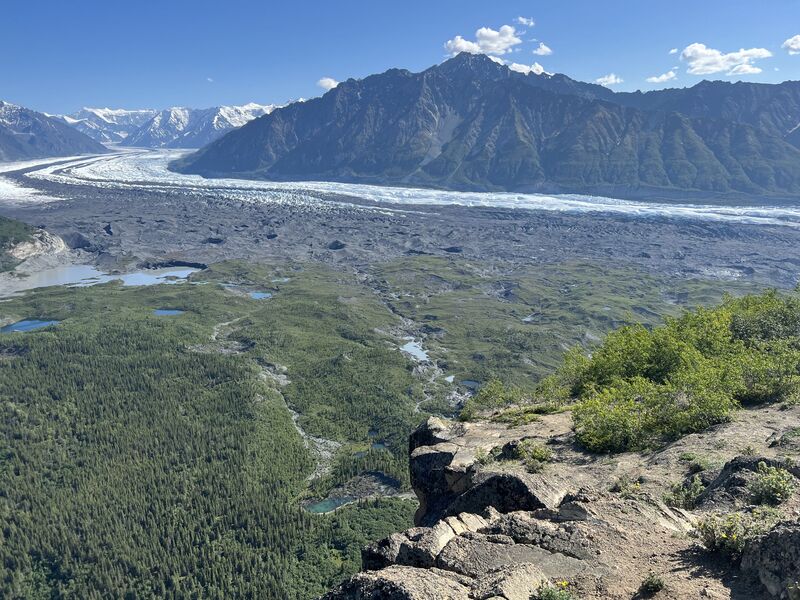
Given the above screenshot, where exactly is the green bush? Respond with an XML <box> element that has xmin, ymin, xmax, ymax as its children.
<box><xmin>639</xmin><ymin>571</ymin><xmax>665</xmax><ymax>595</ymax></box>
<box><xmin>664</xmin><ymin>475</ymin><xmax>705</xmax><ymax>509</ymax></box>
<box><xmin>610</xmin><ymin>475</ymin><xmax>643</xmax><ymax>499</ymax></box>
<box><xmin>749</xmin><ymin>461</ymin><xmax>796</xmax><ymax>506</ymax></box>
<box><xmin>696</xmin><ymin>508</ymin><xmax>780</xmax><ymax>557</ymax></box>
<box><xmin>537</xmin><ymin>584</ymin><xmax>576</xmax><ymax>600</ymax></box>
<box><xmin>513</xmin><ymin>439</ymin><xmax>553</xmax><ymax>473</ymax></box>
<box><xmin>679</xmin><ymin>452</ymin><xmax>713</xmax><ymax>474</ymax></box>
<box><xmin>560</xmin><ymin>291</ymin><xmax>800</xmax><ymax>453</ymax></box>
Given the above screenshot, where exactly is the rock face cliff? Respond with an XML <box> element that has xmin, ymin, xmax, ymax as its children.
<box><xmin>322</xmin><ymin>406</ymin><xmax>800</xmax><ymax>599</ymax></box>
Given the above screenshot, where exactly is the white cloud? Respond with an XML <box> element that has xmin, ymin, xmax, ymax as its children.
<box><xmin>516</xmin><ymin>16</ymin><xmax>535</xmax><ymax>27</ymax></box>
<box><xmin>317</xmin><ymin>77</ymin><xmax>339</xmax><ymax>91</ymax></box>
<box><xmin>206</xmin><ymin>77</ymin><xmax>214</xmax><ymax>83</ymax></box>
<box><xmin>444</xmin><ymin>25</ymin><xmax>522</xmax><ymax>56</ymax></box>
<box><xmin>680</xmin><ymin>43</ymin><xmax>772</xmax><ymax>76</ymax></box>
<box><xmin>669</xmin><ymin>48</ymin><xmax>678</xmax><ymax>55</ymax></box>
<box><xmin>508</xmin><ymin>62</ymin><xmax>547</xmax><ymax>76</ymax></box>
<box><xmin>595</xmin><ymin>73</ymin><xmax>624</xmax><ymax>87</ymax></box>
<box><xmin>783</xmin><ymin>35</ymin><xmax>800</xmax><ymax>55</ymax></box>
<box><xmin>533</xmin><ymin>42</ymin><xmax>552</xmax><ymax>56</ymax></box>
<box><xmin>646</xmin><ymin>70</ymin><xmax>677</xmax><ymax>84</ymax></box>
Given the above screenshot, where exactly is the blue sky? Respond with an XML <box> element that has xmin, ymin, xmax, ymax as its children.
<box><xmin>3</xmin><ymin>0</ymin><xmax>800</xmax><ymax>114</ymax></box>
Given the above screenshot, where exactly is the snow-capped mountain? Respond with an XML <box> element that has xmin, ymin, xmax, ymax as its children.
<box><xmin>122</xmin><ymin>103</ymin><xmax>280</xmax><ymax>148</ymax></box>
<box><xmin>56</xmin><ymin>108</ymin><xmax>157</xmax><ymax>144</ymax></box>
<box><xmin>0</xmin><ymin>100</ymin><xmax>108</xmax><ymax>161</ymax></box>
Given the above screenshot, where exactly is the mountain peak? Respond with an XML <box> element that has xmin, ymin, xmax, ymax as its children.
<box><xmin>432</xmin><ymin>52</ymin><xmax>508</xmax><ymax>79</ymax></box>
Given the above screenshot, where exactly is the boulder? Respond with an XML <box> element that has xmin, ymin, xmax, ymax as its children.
<box><xmin>695</xmin><ymin>456</ymin><xmax>799</xmax><ymax>510</ymax></box>
<box><xmin>471</xmin><ymin>563</ymin><xmax>550</xmax><ymax>600</ymax></box>
<box><xmin>363</xmin><ymin>521</ymin><xmax>457</xmax><ymax>570</ymax></box>
<box><xmin>320</xmin><ymin>565</ymin><xmax>472</xmax><ymax>599</ymax></box>
<box><xmin>485</xmin><ymin>511</ymin><xmax>594</xmax><ymax>559</ymax></box>
<box><xmin>435</xmin><ymin>532</ymin><xmax>584</xmax><ymax>579</ymax></box>
<box><xmin>742</xmin><ymin>523</ymin><xmax>800</xmax><ymax>598</ymax></box>
<box><xmin>444</xmin><ymin>471</ymin><xmax>567</xmax><ymax>520</ymax></box>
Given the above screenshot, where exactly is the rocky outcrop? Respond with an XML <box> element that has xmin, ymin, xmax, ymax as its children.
<box><xmin>409</xmin><ymin>417</ymin><xmax>570</xmax><ymax>527</ymax></box>
<box><xmin>324</xmin><ymin>408</ymin><xmax>800</xmax><ymax>599</ymax></box>
<box><xmin>742</xmin><ymin>523</ymin><xmax>800</xmax><ymax>598</ymax></box>
<box><xmin>7</xmin><ymin>229</ymin><xmax>66</xmax><ymax>261</ymax></box>
<box><xmin>695</xmin><ymin>456</ymin><xmax>800</xmax><ymax>510</ymax></box>
<box><xmin>326</xmin><ymin>417</ymin><xmax>724</xmax><ymax>599</ymax></box>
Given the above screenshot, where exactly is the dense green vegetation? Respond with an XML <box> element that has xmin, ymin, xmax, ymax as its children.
<box><xmin>570</xmin><ymin>291</ymin><xmax>800</xmax><ymax>452</ymax></box>
<box><xmin>0</xmin><ymin>267</ymin><xmax>417</xmax><ymax>598</ymax></box>
<box><xmin>0</xmin><ymin>215</ymin><xmax>33</xmax><ymax>271</ymax></box>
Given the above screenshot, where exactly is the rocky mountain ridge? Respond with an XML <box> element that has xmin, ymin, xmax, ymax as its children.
<box><xmin>323</xmin><ymin>406</ymin><xmax>800</xmax><ymax>599</ymax></box>
<box><xmin>121</xmin><ymin>103</ymin><xmax>280</xmax><ymax>148</ymax></box>
<box><xmin>0</xmin><ymin>101</ymin><xmax>108</xmax><ymax>161</ymax></box>
<box><xmin>173</xmin><ymin>53</ymin><xmax>800</xmax><ymax>200</ymax></box>
<box><xmin>55</xmin><ymin>108</ymin><xmax>158</xmax><ymax>143</ymax></box>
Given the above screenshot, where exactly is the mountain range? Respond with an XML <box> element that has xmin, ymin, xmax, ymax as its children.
<box><xmin>173</xmin><ymin>53</ymin><xmax>800</xmax><ymax>200</ymax></box>
<box><xmin>0</xmin><ymin>101</ymin><xmax>108</xmax><ymax>161</ymax></box>
<box><xmin>119</xmin><ymin>103</ymin><xmax>280</xmax><ymax>148</ymax></box>
<box><xmin>55</xmin><ymin>108</ymin><xmax>158</xmax><ymax>143</ymax></box>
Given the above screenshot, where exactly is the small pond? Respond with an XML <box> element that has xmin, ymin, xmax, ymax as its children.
<box><xmin>249</xmin><ymin>291</ymin><xmax>273</xmax><ymax>300</ymax></box>
<box><xmin>400</xmin><ymin>338</ymin><xmax>429</xmax><ymax>362</ymax></box>
<box><xmin>461</xmin><ymin>379</ymin><xmax>481</xmax><ymax>390</ymax></box>
<box><xmin>305</xmin><ymin>496</ymin><xmax>355</xmax><ymax>514</ymax></box>
<box><xmin>0</xmin><ymin>264</ymin><xmax>199</xmax><ymax>297</ymax></box>
<box><xmin>153</xmin><ymin>309</ymin><xmax>185</xmax><ymax>316</ymax></box>
<box><xmin>354</xmin><ymin>441</ymin><xmax>389</xmax><ymax>458</ymax></box>
<box><xmin>1</xmin><ymin>319</ymin><xmax>60</xmax><ymax>333</ymax></box>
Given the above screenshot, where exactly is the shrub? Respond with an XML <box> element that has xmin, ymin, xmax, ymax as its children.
<box><xmin>475</xmin><ymin>446</ymin><xmax>505</xmax><ymax>466</ymax></box>
<box><xmin>639</xmin><ymin>571</ymin><xmax>665</xmax><ymax>595</ymax></box>
<box><xmin>538</xmin><ymin>290</ymin><xmax>800</xmax><ymax>453</ymax></box>
<box><xmin>573</xmin><ymin>377</ymin><xmax>659</xmax><ymax>452</ymax></box>
<box><xmin>749</xmin><ymin>461</ymin><xmax>796</xmax><ymax>506</ymax></box>
<box><xmin>513</xmin><ymin>439</ymin><xmax>553</xmax><ymax>473</ymax></box>
<box><xmin>610</xmin><ymin>475</ymin><xmax>642</xmax><ymax>499</ymax></box>
<box><xmin>679</xmin><ymin>452</ymin><xmax>713</xmax><ymax>474</ymax></box>
<box><xmin>733</xmin><ymin>342</ymin><xmax>800</xmax><ymax>405</ymax></box>
<box><xmin>664</xmin><ymin>475</ymin><xmax>705</xmax><ymax>509</ymax></box>
<box><xmin>537</xmin><ymin>583</ymin><xmax>576</xmax><ymax>600</ymax></box>
<box><xmin>696</xmin><ymin>508</ymin><xmax>780</xmax><ymax>557</ymax></box>
<box><xmin>460</xmin><ymin>379</ymin><xmax>524</xmax><ymax>420</ymax></box>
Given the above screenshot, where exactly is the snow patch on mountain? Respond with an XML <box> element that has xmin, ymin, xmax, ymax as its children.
<box><xmin>122</xmin><ymin>103</ymin><xmax>280</xmax><ymax>149</ymax></box>
<box><xmin>55</xmin><ymin>108</ymin><xmax>158</xmax><ymax>143</ymax></box>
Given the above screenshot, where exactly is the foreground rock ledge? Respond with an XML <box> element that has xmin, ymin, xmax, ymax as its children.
<box><xmin>322</xmin><ymin>410</ymin><xmax>800</xmax><ymax>599</ymax></box>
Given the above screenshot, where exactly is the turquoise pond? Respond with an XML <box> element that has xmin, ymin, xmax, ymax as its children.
<box><xmin>1</xmin><ymin>319</ymin><xmax>60</xmax><ymax>333</ymax></box>
<box><xmin>249</xmin><ymin>291</ymin><xmax>273</xmax><ymax>299</ymax></box>
<box><xmin>153</xmin><ymin>309</ymin><xmax>184</xmax><ymax>316</ymax></box>
<box><xmin>305</xmin><ymin>496</ymin><xmax>355</xmax><ymax>514</ymax></box>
